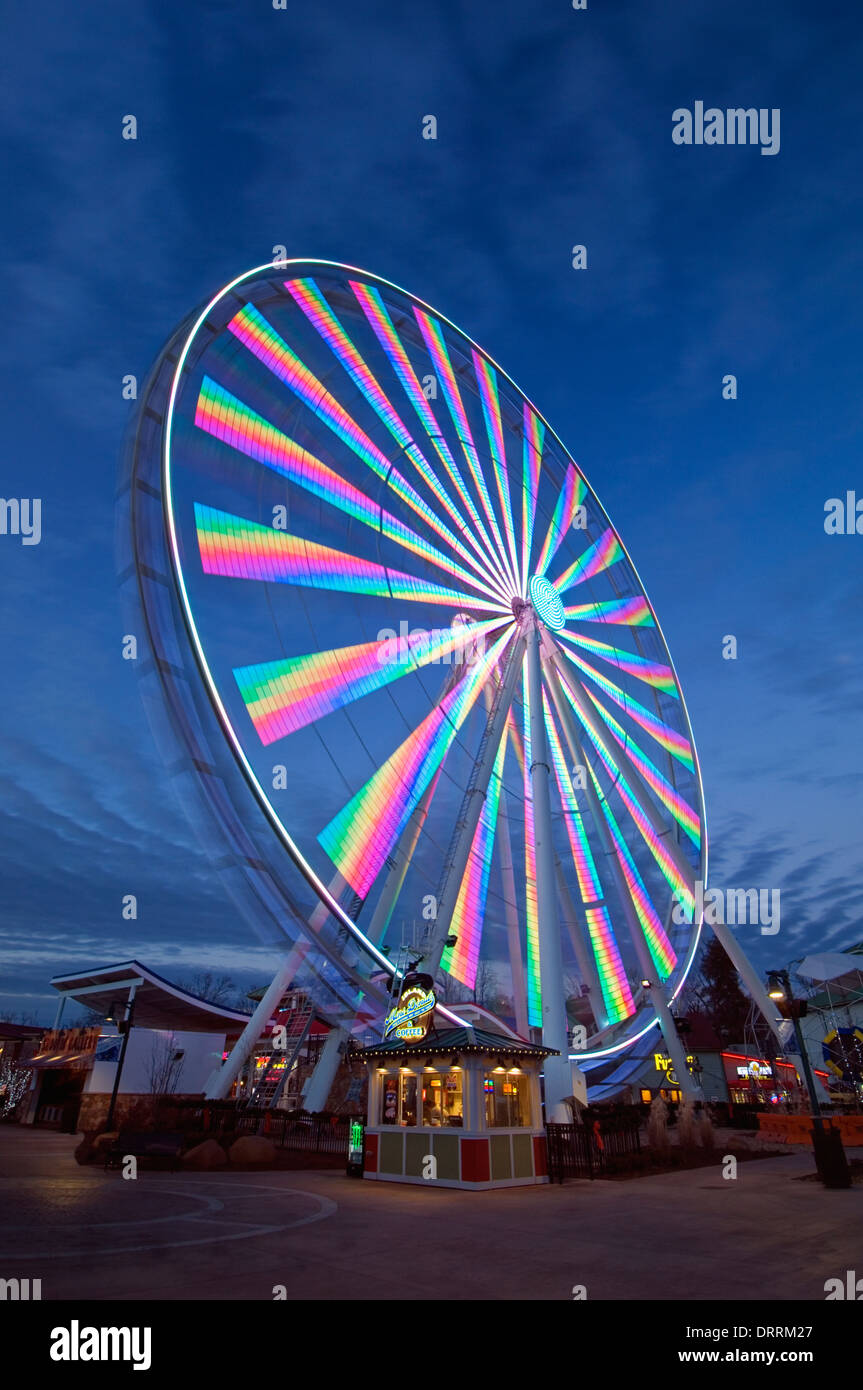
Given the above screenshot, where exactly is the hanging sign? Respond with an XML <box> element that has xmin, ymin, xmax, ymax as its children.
<box><xmin>384</xmin><ymin>986</ymin><xmax>436</xmax><ymax>1043</ymax></box>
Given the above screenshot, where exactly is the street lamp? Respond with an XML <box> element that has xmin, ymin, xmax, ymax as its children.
<box><xmin>766</xmin><ymin>968</ymin><xmax>850</xmax><ymax>1189</ymax></box>
<box><xmin>104</xmin><ymin>991</ymin><xmax>136</xmax><ymax>1133</ymax></box>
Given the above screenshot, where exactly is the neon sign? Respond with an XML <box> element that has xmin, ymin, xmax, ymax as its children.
<box><xmin>654</xmin><ymin>1052</ymin><xmax>697</xmax><ymax>1085</ymax></box>
<box><xmin>736</xmin><ymin>1061</ymin><xmax>772</xmax><ymax>1080</ymax></box>
<box><xmin>384</xmin><ymin>986</ymin><xmax>436</xmax><ymax>1042</ymax></box>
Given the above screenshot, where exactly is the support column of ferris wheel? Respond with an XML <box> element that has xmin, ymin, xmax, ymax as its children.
<box><xmin>524</xmin><ymin>616</ymin><xmax>588</xmax><ymax>1118</ymax></box>
<box><xmin>419</xmin><ymin>606</ymin><xmax>583</xmax><ymax>1120</ymax></box>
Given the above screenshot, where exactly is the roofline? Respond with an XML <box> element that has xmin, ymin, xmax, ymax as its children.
<box><xmin>48</xmin><ymin>960</ymin><xmax>252</xmax><ymax>1024</ymax></box>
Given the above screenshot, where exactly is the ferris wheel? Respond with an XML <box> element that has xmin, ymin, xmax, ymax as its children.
<box><xmin>128</xmin><ymin>259</ymin><xmax>711</xmax><ymax>1111</ymax></box>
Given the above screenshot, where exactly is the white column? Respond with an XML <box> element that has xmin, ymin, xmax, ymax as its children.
<box><xmin>364</xmin><ymin>779</ymin><xmax>437</xmax><ymax>945</ymax></box>
<box><xmin>496</xmin><ymin>789</ymin><xmax>530</xmax><ymax>1038</ymax></box>
<box><xmin>301</xmin><ymin>1025</ymin><xmax>347</xmax><ymax>1112</ymax></box>
<box><xmin>205</xmin><ymin>944</ymin><xmax>306</xmax><ymax>1099</ymax></box>
<box><xmin>465</xmin><ymin>1061</ymin><xmax>483</xmax><ymax>1134</ymax></box>
<box><xmin>526</xmin><ymin>621</ymin><xmax>584</xmax><ymax>1119</ymax></box>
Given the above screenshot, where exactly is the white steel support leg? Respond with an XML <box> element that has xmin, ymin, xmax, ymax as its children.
<box><xmin>545</xmin><ymin>665</ymin><xmax>698</xmax><ymax>1096</ymax></box>
<box><xmin>364</xmin><ymin>778</ymin><xmax>438</xmax><ymax>946</ymax></box>
<box><xmin>426</xmin><ymin>636</ymin><xmax>526</xmax><ymax>976</ymax></box>
<box><xmin>526</xmin><ymin>622</ymin><xmax>585</xmax><ymax>1118</ymax></box>
<box><xmin>302</xmin><ymin>1025</ymin><xmax>348</xmax><ymax>1112</ymax></box>
<box><xmin>205</xmin><ymin>942</ymin><xmax>307</xmax><ymax>1099</ymax></box>
<box><xmin>554</xmin><ymin>857</ymin><xmax>607</xmax><ymax>1031</ymax></box>
<box><xmin>496</xmin><ymin>786</ymin><xmax>530</xmax><ymax>1039</ymax></box>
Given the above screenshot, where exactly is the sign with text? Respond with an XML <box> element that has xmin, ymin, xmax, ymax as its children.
<box><xmin>384</xmin><ymin>987</ymin><xmax>436</xmax><ymax>1043</ymax></box>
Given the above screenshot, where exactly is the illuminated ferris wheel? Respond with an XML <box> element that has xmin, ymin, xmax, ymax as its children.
<box><xmin>128</xmin><ymin>260</ymin><xmax>709</xmax><ymax>1111</ymax></box>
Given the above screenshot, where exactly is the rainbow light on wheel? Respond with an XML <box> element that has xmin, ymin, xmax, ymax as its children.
<box><xmin>128</xmin><ymin>258</ymin><xmax>706</xmax><ymax>1079</ymax></box>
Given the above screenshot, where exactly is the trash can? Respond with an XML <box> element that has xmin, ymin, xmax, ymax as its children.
<box><xmin>812</xmin><ymin>1124</ymin><xmax>852</xmax><ymax>1189</ymax></box>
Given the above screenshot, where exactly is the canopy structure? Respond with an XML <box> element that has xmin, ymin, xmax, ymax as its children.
<box><xmin>49</xmin><ymin>960</ymin><xmax>250</xmax><ymax>1036</ymax></box>
<box><xmin>796</xmin><ymin>950</ymin><xmax>863</xmax><ymax>986</ymax></box>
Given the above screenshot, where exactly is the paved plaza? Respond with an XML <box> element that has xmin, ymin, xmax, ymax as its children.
<box><xmin>0</xmin><ymin>1128</ymin><xmax>860</xmax><ymax>1301</ymax></box>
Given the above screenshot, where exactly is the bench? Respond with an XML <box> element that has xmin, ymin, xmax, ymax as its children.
<box><xmin>104</xmin><ymin>1131</ymin><xmax>185</xmax><ymax>1171</ymax></box>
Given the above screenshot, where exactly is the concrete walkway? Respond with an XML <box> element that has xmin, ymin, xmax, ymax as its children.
<box><xmin>0</xmin><ymin>1127</ymin><xmax>859</xmax><ymax>1301</ymax></box>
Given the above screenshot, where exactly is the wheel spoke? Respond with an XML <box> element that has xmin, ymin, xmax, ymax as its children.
<box><xmin>564</xmin><ymin>595</ymin><xmax>654</xmax><ymax>626</ymax></box>
<box><xmin>520</xmin><ymin>405</ymin><xmax>544</xmax><ymax>591</ymax></box>
<box><xmin>559</xmin><ymin>628</ymin><xmax>678</xmax><ymax>694</ymax></box>
<box><xmin>554</xmin><ymin>639</ymin><xmax>694</xmax><ymax>770</ymax></box>
<box><xmin>194</xmin><ymin>381</ymin><xmax>508</xmax><ymax>607</ymax></box>
<box><xmin>552</xmin><ymin>527</ymin><xmax>623</xmax><ymax>594</ymax></box>
<box><xmin>472</xmin><ymin>351</ymin><xmax>522</xmax><ymax>591</ymax></box>
<box><xmin>350</xmin><ymin>280</ymin><xmax>514</xmax><ymax>596</ymax></box>
<box><xmin>227</xmin><ymin>303</ymin><xmax>503</xmax><ymax>583</ymax></box>
<box><xmin>283</xmin><ymin>277</ymin><xmax>514</xmax><ymax>600</ymax></box>
<box><xmin>317</xmin><ymin>628</ymin><xmax>513</xmax><ymax>897</ymax></box>
<box><xmin>580</xmin><ymin>687</ymin><xmax>701</xmax><ymax>847</ymax></box>
<box><xmin>414</xmin><ymin>308</ymin><xmax>519</xmax><ymax>595</ymax></box>
<box><xmin>547</xmin><ymin>649</ymin><xmax>697</xmax><ymax>916</ymax></box>
<box><xmin>533</xmin><ymin>465</ymin><xmax>586</xmax><ymax>578</ymax></box>
<box><xmin>233</xmin><ymin>617</ymin><xmax>507</xmax><ymax>745</ymax></box>
<box><xmin>195</xmin><ymin>504</ymin><xmax>507</xmax><ymax>614</ymax></box>
<box><xmin>586</xmin><ymin>762</ymin><xmax>677</xmax><ymax>981</ymax></box>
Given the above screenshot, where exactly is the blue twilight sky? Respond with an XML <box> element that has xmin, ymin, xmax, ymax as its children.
<box><xmin>1</xmin><ymin>0</ymin><xmax>862</xmax><ymax>1021</ymax></box>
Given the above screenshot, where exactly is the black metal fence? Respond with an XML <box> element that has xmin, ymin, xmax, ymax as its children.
<box><xmin>165</xmin><ymin>1099</ymin><xmax>363</xmax><ymax>1156</ymax></box>
<box><xmin>546</xmin><ymin>1114</ymin><xmax>642</xmax><ymax>1182</ymax></box>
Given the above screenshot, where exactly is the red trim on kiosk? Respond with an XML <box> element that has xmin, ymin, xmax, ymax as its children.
<box><xmin>460</xmin><ymin>1138</ymin><xmax>490</xmax><ymax>1183</ymax></box>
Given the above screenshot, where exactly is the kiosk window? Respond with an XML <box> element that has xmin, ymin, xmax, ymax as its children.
<box><xmin>484</xmin><ymin>1071</ymin><xmax>529</xmax><ymax>1127</ymax></box>
<box><xmin>380</xmin><ymin>1073</ymin><xmax>417</xmax><ymax>1126</ymax></box>
<box><xmin>421</xmin><ymin>1071</ymin><xmax>463</xmax><ymax>1126</ymax></box>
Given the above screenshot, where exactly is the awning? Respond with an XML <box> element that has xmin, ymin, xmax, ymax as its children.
<box><xmin>49</xmin><ymin>959</ymin><xmax>251</xmax><ymax>1035</ymax></box>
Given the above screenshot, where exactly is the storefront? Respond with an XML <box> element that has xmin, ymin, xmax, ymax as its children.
<box><xmin>358</xmin><ymin>1021</ymin><xmax>557</xmax><ymax>1190</ymax></box>
<box><xmin>635</xmin><ymin>1037</ymin><xmax>829</xmax><ymax>1109</ymax></box>
<box><xmin>720</xmin><ymin>1051</ymin><xmax>810</xmax><ymax>1106</ymax></box>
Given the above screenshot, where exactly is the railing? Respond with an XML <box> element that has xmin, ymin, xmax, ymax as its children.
<box><xmin>165</xmin><ymin>1100</ymin><xmax>364</xmax><ymax>1155</ymax></box>
<box><xmin>546</xmin><ymin>1114</ymin><xmax>642</xmax><ymax>1183</ymax></box>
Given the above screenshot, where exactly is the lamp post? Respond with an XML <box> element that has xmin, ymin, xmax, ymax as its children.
<box><xmin>104</xmin><ymin>987</ymin><xmax>136</xmax><ymax>1133</ymax></box>
<box><xmin>766</xmin><ymin>969</ymin><xmax>850</xmax><ymax>1189</ymax></box>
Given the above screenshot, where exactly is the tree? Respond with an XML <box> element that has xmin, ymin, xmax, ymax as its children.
<box><xmin>696</xmin><ymin>937</ymin><xmax>754</xmax><ymax>1045</ymax></box>
<box><xmin>175</xmin><ymin>972</ymin><xmax>247</xmax><ymax>1011</ymax></box>
<box><xmin>472</xmin><ymin>960</ymin><xmax>498</xmax><ymax>1009</ymax></box>
<box><xmin>145</xmin><ymin>1033</ymin><xmax>186</xmax><ymax>1096</ymax></box>
<box><xmin>433</xmin><ymin>971</ymin><xmax>471</xmax><ymax>1005</ymax></box>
